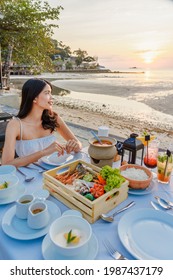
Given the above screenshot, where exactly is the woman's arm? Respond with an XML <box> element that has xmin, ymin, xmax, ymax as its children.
<box><xmin>1</xmin><ymin>116</ymin><xmax>82</xmax><ymax>167</ymax></box>
<box><xmin>1</xmin><ymin>119</ymin><xmax>65</xmax><ymax>167</ymax></box>
<box><xmin>56</xmin><ymin>116</ymin><xmax>82</xmax><ymax>153</ymax></box>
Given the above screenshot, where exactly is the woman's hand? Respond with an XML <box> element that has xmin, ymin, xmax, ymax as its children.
<box><xmin>44</xmin><ymin>141</ymin><xmax>65</xmax><ymax>156</ymax></box>
<box><xmin>65</xmin><ymin>139</ymin><xmax>81</xmax><ymax>154</ymax></box>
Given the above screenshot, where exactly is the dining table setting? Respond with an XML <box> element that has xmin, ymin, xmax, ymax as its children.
<box><xmin>0</xmin><ymin>137</ymin><xmax>173</xmax><ymax>261</ymax></box>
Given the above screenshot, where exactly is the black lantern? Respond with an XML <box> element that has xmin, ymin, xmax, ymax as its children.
<box><xmin>121</xmin><ymin>133</ymin><xmax>144</xmax><ymax>165</ymax></box>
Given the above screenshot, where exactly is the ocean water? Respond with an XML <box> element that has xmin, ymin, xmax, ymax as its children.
<box><xmin>50</xmin><ymin>69</ymin><xmax>173</xmax><ymax>116</ymax></box>
<box><xmin>11</xmin><ymin>69</ymin><xmax>173</xmax><ymax>121</ymax></box>
<box><xmin>94</xmin><ymin>69</ymin><xmax>173</xmax><ymax>116</ymax></box>
<box><xmin>47</xmin><ymin>69</ymin><xmax>173</xmax><ymax>133</ymax></box>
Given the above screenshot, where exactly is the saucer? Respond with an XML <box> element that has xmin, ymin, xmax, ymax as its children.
<box><xmin>33</xmin><ymin>189</ymin><xmax>49</xmax><ymax>200</ymax></box>
<box><xmin>2</xmin><ymin>200</ymin><xmax>61</xmax><ymax>240</ymax></box>
<box><xmin>0</xmin><ymin>184</ymin><xmax>26</xmax><ymax>205</ymax></box>
<box><xmin>62</xmin><ymin>209</ymin><xmax>83</xmax><ymax>217</ymax></box>
<box><xmin>128</xmin><ymin>181</ymin><xmax>154</xmax><ymax>195</ymax></box>
<box><xmin>42</xmin><ymin>233</ymin><xmax>98</xmax><ymax>260</ymax></box>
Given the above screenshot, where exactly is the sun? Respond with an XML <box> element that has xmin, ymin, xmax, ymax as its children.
<box><xmin>142</xmin><ymin>51</ymin><xmax>156</xmax><ymax>64</ymax></box>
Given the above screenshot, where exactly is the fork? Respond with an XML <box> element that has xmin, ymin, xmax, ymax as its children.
<box><xmin>24</xmin><ymin>166</ymin><xmax>45</xmax><ymax>174</ymax></box>
<box><xmin>103</xmin><ymin>239</ymin><xmax>128</xmax><ymax>260</ymax></box>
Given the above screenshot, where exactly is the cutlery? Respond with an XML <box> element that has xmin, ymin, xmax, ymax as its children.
<box><xmin>24</xmin><ymin>166</ymin><xmax>45</xmax><ymax>174</ymax></box>
<box><xmin>90</xmin><ymin>130</ymin><xmax>102</xmax><ymax>145</ymax></box>
<box><xmin>150</xmin><ymin>200</ymin><xmax>171</xmax><ymax>210</ymax></box>
<box><xmin>100</xmin><ymin>201</ymin><xmax>135</xmax><ymax>222</ymax></box>
<box><xmin>154</xmin><ymin>196</ymin><xmax>173</xmax><ymax>208</ymax></box>
<box><xmin>150</xmin><ymin>201</ymin><xmax>160</xmax><ymax>210</ymax></box>
<box><xmin>17</xmin><ymin>169</ymin><xmax>35</xmax><ymax>182</ymax></box>
<box><xmin>32</xmin><ymin>162</ymin><xmax>49</xmax><ymax>171</ymax></box>
<box><xmin>103</xmin><ymin>239</ymin><xmax>128</xmax><ymax>260</ymax></box>
<box><xmin>154</xmin><ymin>200</ymin><xmax>172</xmax><ymax>210</ymax></box>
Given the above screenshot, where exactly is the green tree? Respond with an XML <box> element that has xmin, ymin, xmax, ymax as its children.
<box><xmin>0</xmin><ymin>0</ymin><xmax>63</xmax><ymax>84</ymax></box>
<box><xmin>73</xmin><ymin>48</ymin><xmax>88</xmax><ymax>67</ymax></box>
<box><xmin>65</xmin><ymin>61</ymin><xmax>73</xmax><ymax>70</ymax></box>
<box><xmin>57</xmin><ymin>41</ymin><xmax>71</xmax><ymax>60</ymax></box>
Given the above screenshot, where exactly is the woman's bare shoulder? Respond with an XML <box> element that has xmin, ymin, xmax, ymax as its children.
<box><xmin>6</xmin><ymin>118</ymin><xmax>20</xmax><ymax>130</ymax></box>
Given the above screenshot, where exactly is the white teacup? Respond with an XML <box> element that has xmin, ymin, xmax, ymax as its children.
<box><xmin>27</xmin><ymin>201</ymin><xmax>49</xmax><ymax>229</ymax></box>
<box><xmin>16</xmin><ymin>194</ymin><xmax>35</xmax><ymax>219</ymax></box>
<box><xmin>98</xmin><ymin>126</ymin><xmax>109</xmax><ymax>137</ymax></box>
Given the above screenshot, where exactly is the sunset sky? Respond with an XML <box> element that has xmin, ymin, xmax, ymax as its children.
<box><xmin>47</xmin><ymin>0</ymin><xmax>173</xmax><ymax>70</ymax></box>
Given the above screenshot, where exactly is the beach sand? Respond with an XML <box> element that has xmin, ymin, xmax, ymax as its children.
<box><xmin>51</xmin><ymin>80</ymin><xmax>173</xmax><ymax>151</ymax></box>
<box><xmin>11</xmin><ymin>74</ymin><xmax>173</xmax><ymax>150</ymax></box>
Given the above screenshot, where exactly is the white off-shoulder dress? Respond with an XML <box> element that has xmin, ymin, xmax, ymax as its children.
<box><xmin>15</xmin><ymin>118</ymin><xmax>56</xmax><ymax>157</ymax></box>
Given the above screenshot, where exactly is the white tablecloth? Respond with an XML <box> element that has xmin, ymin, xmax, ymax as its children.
<box><xmin>0</xmin><ymin>150</ymin><xmax>173</xmax><ymax>260</ymax></box>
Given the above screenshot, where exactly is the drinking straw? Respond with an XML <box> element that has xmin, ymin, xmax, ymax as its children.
<box><xmin>163</xmin><ymin>149</ymin><xmax>171</xmax><ymax>178</ymax></box>
<box><xmin>145</xmin><ymin>135</ymin><xmax>150</xmax><ymax>164</ymax></box>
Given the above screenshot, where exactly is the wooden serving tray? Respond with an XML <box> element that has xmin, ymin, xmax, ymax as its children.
<box><xmin>43</xmin><ymin>160</ymin><xmax>128</xmax><ymax>223</ymax></box>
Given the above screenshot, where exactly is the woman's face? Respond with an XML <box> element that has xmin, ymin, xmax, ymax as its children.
<box><xmin>34</xmin><ymin>83</ymin><xmax>53</xmax><ymax>111</ymax></box>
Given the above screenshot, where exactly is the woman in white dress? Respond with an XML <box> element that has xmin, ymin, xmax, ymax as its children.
<box><xmin>2</xmin><ymin>78</ymin><xmax>82</xmax><ymax>167</ymax></box>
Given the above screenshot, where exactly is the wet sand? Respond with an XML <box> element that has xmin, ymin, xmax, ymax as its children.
<box><xmin>51</xmin><ymin>87</ymin><xmax>173</xmax><ymax>150</ymax></box>
<box><xmin>11</xmin><ymin>74</ymin><xmax>173</xmax><ymax>150</ymax></box>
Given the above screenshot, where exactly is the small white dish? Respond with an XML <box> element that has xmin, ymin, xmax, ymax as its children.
<box><xmin>2</xmin><ymin>201</ymin><xmax>61</xmax><ymax>240</ymax></box>
<box><xmin>33</xmin><ymin>189</ymin><xmax>49</xmax><ymax>200</ymax></box>
<box><xmin>42</xmin><ymin>233</ymin><xmax>98</xmax><ymax>260</ymax></box>
<box><xmin>41</xmin><ymin>152</ymin><xmax>74</xmax><ymax>166</ymax></box>
<box><xmin>62</xmin><ymin>210</ymin><xmax>82</xmax><ymax>217</ymax></box>
<box><xmin>0</xmin><ymin>184</ymin><xmax>25</xmax><ymax>205</ymax></box>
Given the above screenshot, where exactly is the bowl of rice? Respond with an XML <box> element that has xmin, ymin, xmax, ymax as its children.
<box><xmin>119</xmin><ymin>164</ymin><xmax>153</xmax><ymax>189</ymax></box>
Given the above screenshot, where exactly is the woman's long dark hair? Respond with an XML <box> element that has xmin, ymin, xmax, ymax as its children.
<box><xmin>17</xmin><ymin>78</ymin><xmax>59</xmax><ymax>132</ymax></box>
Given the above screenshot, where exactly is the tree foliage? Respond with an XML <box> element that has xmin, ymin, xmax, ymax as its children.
<box><xmin>73</xmin><ymin>48</ymin><xmax>88</xmax><ymax>66</ymax></box>
<box><xmin>53</xmin><ymin>40</ymin><xmax>72</xmax><ymax>61</ymax></box>
<box><xmin>0</xmin><ymin>0</ymin><xmax>63</xmax><ymax>77</ymax></box>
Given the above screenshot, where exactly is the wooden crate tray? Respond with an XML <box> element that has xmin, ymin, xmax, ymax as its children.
<box><xmin>43</xmin><ymin>160</ymin><xmax>129</xmax><ymax>223</ymax></box>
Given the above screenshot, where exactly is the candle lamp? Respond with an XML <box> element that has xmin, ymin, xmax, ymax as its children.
<box><xmin>121</xmin><ymin>133</ymin><xmax>144</xmax><ymax>165</ymax></box>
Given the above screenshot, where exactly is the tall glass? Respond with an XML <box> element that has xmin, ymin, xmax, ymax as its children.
<box><xmin>143</xmin><ymin>140</ymin><xmax>159</xmax><ymax>169</ymax></box>
<box><xmin>157</xmin><ymin>152</ymin><xmax>173</xmax><ymax>184</ymax></box>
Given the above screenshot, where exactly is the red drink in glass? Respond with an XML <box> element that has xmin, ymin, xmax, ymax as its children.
<box><xmin>143</xmin><ymin>140</ymin><xmax>159</xmax><ymax>169</ymax></box>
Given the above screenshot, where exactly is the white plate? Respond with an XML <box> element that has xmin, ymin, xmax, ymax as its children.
<box><xmin>0</xmin><ymin>184</ymin><xmax>26</xmax><ymax>205</ymax></box>
<box><xmin>2</xmin><ymin>200</ymin><xmax>61</xmax><ymax>240</ymax></box>
<box><xmin>128</xmin><ymin>181</ymin><xmax>154</xmax><ymax>195</ymax></box>
<box><xmin>42</xmin><ymin>233</ymin><xmax>98</xmax><ymax>260</ymax></box>
<box><xmin>41</xmin><ymin>152</ymin><xmax>74</xmax><ymax>166</ymax></box>
<box><xmin>118</xmin><ymin>208</ymin><xmax>173</xmax><ymax>260</ymax></box>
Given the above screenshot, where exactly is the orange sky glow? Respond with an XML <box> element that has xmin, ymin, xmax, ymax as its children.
<box><xmin>47</xmin><ymin>0</ymin><xmax>173</xmax><ymax>70</ymax></box>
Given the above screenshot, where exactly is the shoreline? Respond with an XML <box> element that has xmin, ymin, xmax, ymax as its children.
<box><xmin>53</xmin><ymin>101</ymin><xmax>173</xmax><ymax>150</ymax></box>
<box><xmin>52</xmin><ymin>90</ymin><xmax>173</xmax><ymax>151</ymax></box>
<box><xmin>10</xmin><ymin>74</ymin><xmax>173</xmax><ymax>150</ymax></box>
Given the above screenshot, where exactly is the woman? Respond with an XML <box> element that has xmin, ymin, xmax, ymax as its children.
<box><xmin>2</xmin><ymin>78</ymin><xmax>82</xmax><ymax>167</ymax></box>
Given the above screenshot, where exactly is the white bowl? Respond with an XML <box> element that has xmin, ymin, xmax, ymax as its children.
<box><xmin>62</xmin><ymin>210</ymin><xmax>83</xmax><ymax>218</ymax></box>
<box><xmin>0</xmin><ymin>165</ymin><xmax>16</xmax><ymax>175</ymax></box>
<box><xmin>0</xmin><ymin>174</ymin><xmax>19</xmax><ymax>199</ymax></box>
<box><xmin>49</xmin><ymin>215</ymin><xmax>92</xmax><ymax>257</ymax></box>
